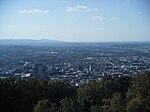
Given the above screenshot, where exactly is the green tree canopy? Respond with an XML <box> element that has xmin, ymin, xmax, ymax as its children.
<box><xmin>126</xmin><ymin>72</ymin><xmax>150</xmax><ymax>112</ymax></box>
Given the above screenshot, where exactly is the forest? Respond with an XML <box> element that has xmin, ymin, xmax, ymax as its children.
<box><xmin>0</xmin><ymin>72</ymin><xmax>150</xmax><ymax>112</ymax></box>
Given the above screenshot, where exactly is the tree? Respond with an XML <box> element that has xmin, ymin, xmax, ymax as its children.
<box><xmin>34</xmin><ymin>99</ymin><xmax>58</xmax><ymax>112</ymax></box>
<box><xmin>60</xmin><ymin>97</ymin><xmax>77</xmax><ymax>112</ymax></box>
<box><xmin>0</xmin><ymin>78</ymin><xmax>76</xmax><ymax>112</ymax></box>
<box><xmin>126</xmin><ymin>72</ymin><xmax>150</xmax><ymax>112</ymax></box>
<box><xmin>77</xmin><ymin>82</ymin><xmax>104</xmax><ymax>112</ymax></box>
<box><xmin>111</xmin><ymin>92</ymin><xmax>124</xmax><ymax>112</ymax></box>
<box><xmin>46</xmin><ymin>80</ymin><xmax>76</xmax><ymax>103</ymax></box>
<box><xmin>100</xmin><ymin>99</ymin><xmax>111</xmax><ymax>112</ymax></box>
<box><xmin>112</xmin><ymin>77</ymin><xmax>131</xmax><ymax>98</ymax></box>
<box><xmin>89</xmin><ymin>105</ymin><xmax>101</xmax><ymax>112</ymax></box>
<box><xmin>126</xmin><ymin>97</ymin><xmax>142</xmax><ymax>112</ymax></box>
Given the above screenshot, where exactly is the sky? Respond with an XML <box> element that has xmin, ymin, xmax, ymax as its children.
<box><xmin>0</xmin><ymin>0</ymin><xmax>150</xmax><ymax>42</ymax></box>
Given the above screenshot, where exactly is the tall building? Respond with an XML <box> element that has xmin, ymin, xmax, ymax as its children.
<box><xmin>34</xmin><ymin>63</ymin><xmax>48</xmax><ymax>78</ymax></box>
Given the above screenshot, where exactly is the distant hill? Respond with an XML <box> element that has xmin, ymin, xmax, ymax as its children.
<box><xmin>1</xmin><ymin>39</ymin><xmax>150</xmax><ymax>46</ymax></box>
<box><xmin>0</xmin><ymin>39</ymin><xmax>63</xmax><ymax>45</ymax></box>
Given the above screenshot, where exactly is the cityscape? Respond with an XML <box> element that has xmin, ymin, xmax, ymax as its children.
<box><xmin>0</xmin><ymin>0</ymin><xmax>150</xmax><ymax>111</ymax></box>
<box><xmin>0</xmin><ymin>40</ymin><xmax>150</xmax><ymax>86</ymax></box>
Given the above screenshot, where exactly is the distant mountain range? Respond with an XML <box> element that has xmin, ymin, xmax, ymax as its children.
<box><xmin>0</xmin><ymin>39</ymin><xmax>150</xmax><ymax>46</ymax></box>
<box><xmin>0</xmin><ymin>39</ymin><xmax>63</xmax><ymax>45</ymax></box>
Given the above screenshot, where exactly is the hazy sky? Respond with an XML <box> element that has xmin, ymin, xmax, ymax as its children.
<box><xmin>0</xmin><ymin>0</ymin><xmax>150</xmax><ymax>42</ymax></box>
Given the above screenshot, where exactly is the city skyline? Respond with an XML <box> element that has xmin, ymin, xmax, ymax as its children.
<box><xmin>0</xmin><ymin>0</ymin><xmax>150</xmax><ymax>42</ymax></box>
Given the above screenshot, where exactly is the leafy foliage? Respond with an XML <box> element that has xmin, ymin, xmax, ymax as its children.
<box><xmin>111</xmin><ymin>92</ymin><xmax>125</xmax><ymax>112</ymax></box>
<box><xmin>60</xmin><ymin>97</ymin><xmax>77</xmax><ymax>112</ymax></box>
<box><xmin>0</xmin><ymin>78</ymin><xmax>75</xmax><ymax>112</ymax></box>
<box><xmin>0</xmin><ymin>72</ymin><xmax>149</xmax><ymax>112</ymax></box>
<box><xmin>126</xmin><ymin>72</ymin><xmax>150</xmax><ymax>112</ymax></box>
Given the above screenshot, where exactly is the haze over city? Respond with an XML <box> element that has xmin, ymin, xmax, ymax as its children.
<box><xmin>0</xmin><ymin>0</ymin><xmax>150</xmax><ymax>42</ymax></box>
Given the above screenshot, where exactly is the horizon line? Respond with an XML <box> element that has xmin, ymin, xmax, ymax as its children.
<box><xmin>0</xmin><ymin>38</ymin><xmax>150</xmax><ymax>43</ymax></box>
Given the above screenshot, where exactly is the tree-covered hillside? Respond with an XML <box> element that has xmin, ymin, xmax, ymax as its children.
<box><xmin>0</xmin><ymin>72</ymin><xmax>150</xmax><ymax>112</ymax></box>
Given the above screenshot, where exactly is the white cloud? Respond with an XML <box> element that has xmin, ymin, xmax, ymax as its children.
<box><xmin>91</xmin><ymin>8</ymin><xmax>98</xmax><ymax>11</ymax></box>
<box><xmin>112</xmin><ymin>16</ymin><xmax>120</xmax><ymax>20</ymax></box>
<box><xmin>91</xmin><ymin>16</ymin><xmax>105</xmax><ymax>21</ymax></box>
<box><xmin>112</xmin><ymin>16</ymin><xmax>117</xmax><ymax>20</ymax></box>
<box><xmin>19</xmin><ymin>9</ymin><xmax>49</xmax><ymax>14</ymax></box>
<box><xmin>66</xmin><ymin>5</ymin><xmax>90</xmax><ymax>12</ymax></box>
